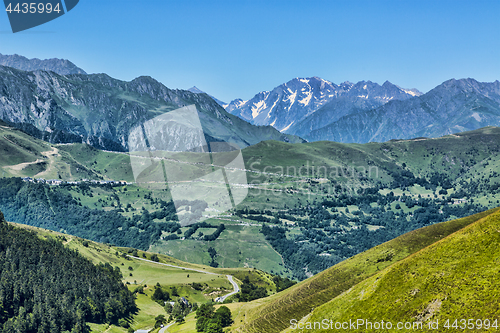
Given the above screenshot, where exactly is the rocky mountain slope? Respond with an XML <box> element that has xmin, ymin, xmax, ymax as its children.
<box><xmin>0</xmin><ymin>65</ymin><xmax>303</xmax><ymax>151</ymax></box>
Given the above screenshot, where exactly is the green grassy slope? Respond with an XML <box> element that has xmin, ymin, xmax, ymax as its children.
<box><xmin>0</xmin><ymin>122</ymin><xmax>50</xmax><ymax>175</ymax></box>
<box><xmin>150</xmin><ymin>222</ymin><xmax>288</xmax><ymax>276</ymax></box>
<box><xmin>230</xmin><ymin>207</ymin><xmax>500</xmax><ymax>333</ymax></box>
<box><xmin>56</xmin><ymin>143</ymin><xmax>136</xmax><ymax>182</ymax></box>
<box><xmin>242</xmin><ymin>126</ymin><xmax>500</xmax><ymax>186</ymax></box>
<box><xmin>4</xmin><ymin>123</ymin><xmax>500</xmax><ymax>184</ymax></box>
<box><xmin>233</xmin><ymin>127</ymin><xmax>500</xmax><ymax>219</ymax></box>
<box><xmin>295</xmin><ymin>208</ymin><xmax>500</xmax><ymax>332</ymax></box>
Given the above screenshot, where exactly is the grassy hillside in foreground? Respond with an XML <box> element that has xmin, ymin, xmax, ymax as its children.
<box><xmin>229</xmin><ymin>207</ymin><xmax>500</xmax><ymax>333</ymax></box>
<box><xmin>8</xmin><ymin>222</ymin><xmax>276</xmax><ymax>333</ymax></box>
<box><xmin>291</xmin><ymin>208</ymin><xmax>500</xmax><ymax>332</ymax></box>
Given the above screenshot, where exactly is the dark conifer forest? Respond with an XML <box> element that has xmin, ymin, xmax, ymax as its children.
<box><xmin>0</xmin><ymin>210</ymin><xmax>137</xmax><ymax>333</ymax></box>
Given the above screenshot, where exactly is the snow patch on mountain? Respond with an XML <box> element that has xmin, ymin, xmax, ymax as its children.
<box><xmin>299</xmin><ymin>90</ymin><xmax>313</xmax><ymax>106</ymax></box>
<box><xmin>281</xmin><ymin>121</ymin><xmax>295</xmax><ymax>132</ymax></box>
<box><xmin>285</xmin><ymin>90</ymin><xmax>297</xmax><ymax>110</ymax></box>
<box><xmin>403</xmin><ymin>89</ymin><xmax>421</xmax><ymax>97</ymax></box>
<box><xmin>270</xmin><ymin>97</ymin><xmax>280</xmax><ymax>114</ymax></box>
<box><xmin>224</xmin><ymin>98</ymin><xmax>247</xmax><ymax>113</ymax></box>
<box><xmin>252</xmin><ymin>100</ymin><xmax>267</xmax><ymax>119</ymax></box>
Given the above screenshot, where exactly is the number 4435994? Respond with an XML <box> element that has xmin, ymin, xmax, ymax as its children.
<box><xmin>444</xmin><ymin>319</ymin><xmax>498</xmax><ymax>330</ymax></box>
<box><xmin>6</xmin><ymin>2</ymin><xmax>61</xmax><ymax>14</ymax></box>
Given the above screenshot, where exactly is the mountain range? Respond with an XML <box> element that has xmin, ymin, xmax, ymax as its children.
<box><xmin>1</xmin><ymin>53</ymin><xmax>500</xmax><ymax>150</ymax></box>
<box><xmin>0</xmin><ymin>65</ymin><xmax>303</xmax><ymax>151</ymax></box>
<box><xmin>2</xmin><ymin>53</ymin><xmax>500</xmax><ymax>333</ymax></box>
<box><xmin>226</xmin><ymin>77</ymin><xmax>500</xmax><ymax>143</ymax></box>
<box><xmin>305</xmin><ymin>78</ymin><xmax>500</xmax><ymax>143</ymax></box>
<box><xmin>226</xmin><ymin>77</ymin><xmax>421</xmax><ymax>134</ymax></box>
<box><xmin>0</xmin><ymin>53</ymin><xmax>86</xmax><ymax>75</ymax></box>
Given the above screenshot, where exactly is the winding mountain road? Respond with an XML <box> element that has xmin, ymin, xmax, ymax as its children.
<box><xmin>158</xmin><ymin>322</ymin><xmax>175</xmax><ymax>333</ymax></box>
<box><xmin>216</xmin><ymin>275</ymin><xmax>240</xmax><ymax>302</ymax></box>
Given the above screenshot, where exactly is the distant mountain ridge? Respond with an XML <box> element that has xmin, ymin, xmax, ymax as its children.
<box><xmin>3</xmin><ymin>53</ymin><xmax>498</xmax><ymax>146</ymax></box>
<box><xmin>226</xmin><ymin>77</ymin><xmax>421</xmax><ymax>134</ymax></box>
<box><xmin>0</xmin><ymin>53</ymin><xmax>86</xmax><ymax>75</ymax></box>
<box><xmin>306</xmin><ymin>78</ymin><xmax>500</xmax><ymax>143</ymax></box>
<box><xmin>226</xmin><ymin>76</ymin><xmax>500</xmax><ymax>143</ymax></box>
<box><xmin>287</xmin><ymin>80</ymin><xmax>422</xmax><ymax>138</ymax></box>
<box><xmin>0</xmin><ymin>65</ymin><xmax>303</xmax><ymax>151</ymax></box>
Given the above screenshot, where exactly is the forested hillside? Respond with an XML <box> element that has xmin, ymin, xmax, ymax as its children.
<box><xmin>0</xmin><ymin>178</ymin><xmax>177</xmax><ymax>249</ymax></box>
<box><xmin>0</xmin><ymin>210</ymin><xmax>137</xmax><ymax>332</ymax></box>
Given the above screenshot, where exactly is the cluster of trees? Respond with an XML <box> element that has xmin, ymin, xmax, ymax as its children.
<box><xmin>151</xmin><ymin>283</ymin><xmax>170</xmax><ymax>305</ymax></box>
<box><xmin>191</xmin><ymin>282</ymin><xmax>204</xmax><ymax>291</ymax></box>
<box><xmin>235</xmin><ymin>208</ymin><xmax>286</xmax><ymax>224</ymax></box>
<box><xmin>195</xmin><ymin>303</ymin><xmax>232</xmax><ymax>333</ymax></box>
<box><xmin>385</xmin><ymin>168</ymin><xmax>429</xmax><ymax>189</ymax></box>
<box><xmin>184</xmin><ymin>222</ymin><xmax>213</xmax><ymax>238</ymax></box>
<box><xmin>163</xmin><ymin>234</ymin><xmax>180</xmax><ymax>241</ymax></box>
<box><xmin>0</xmin><ymin>210</ymin><xmax>137</xmax><ymax>332</ymax></box>
<box><xmin>153</xmin><ymin>315</ymin><xmax>167</xmax><ymax>329</ymax></box>
<box><xmin>203</xmin><ymin>224</ymin><xmax>225</xmax><ymax>241</ymax></box>
<box><xmin>208</xmin><ymin>247</ymin><xmax>218</xmax><ymax>267</ymax></box>
<box><xmin>272</xmin><ymin>275</ymin><xmax>297</xmax><ymax>292</ymax></box>
<box><xmin>161</xmin><ymin>222</ymin><xmax>226</xmax><ymax>243</ymax></box>
<box><xmin>235</xmin><ymin>276</ymin><xmax>267</xmax><ymax>302</ymax></box>
<box><xmin>243</xmin><ymin>214</ymin><xmax>273</xmax><ymax>223</ymax></box>
<box><xmin>261</xmin><ymin>225</ymin><xmax>342</xmax><ymax>281</ymax></box>
<box><xmin>182</xmin><ymin>222</ymin><xmax>225</xmax><ymax>241</ymax></box>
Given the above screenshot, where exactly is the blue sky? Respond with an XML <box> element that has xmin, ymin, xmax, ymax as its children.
<box><xmin>1</xmin><ymin>0</ymin><xmax>499</xmax><ymax>102</ymax></box>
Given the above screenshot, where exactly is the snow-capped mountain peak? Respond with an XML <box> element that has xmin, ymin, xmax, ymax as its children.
<box><xmin>225</xmin><ymin>77</ymin><xmax>422</xmax><ymax>134</ymax></box>
<box><xmin>226</xmin><ymin>77</ymin><xmax>343</xmax><ymax>131</ymax></box>
<box><xmin>224</xmin><ymin>98</ymin><xmax>247</xmax><ymax>113</ymax></box>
